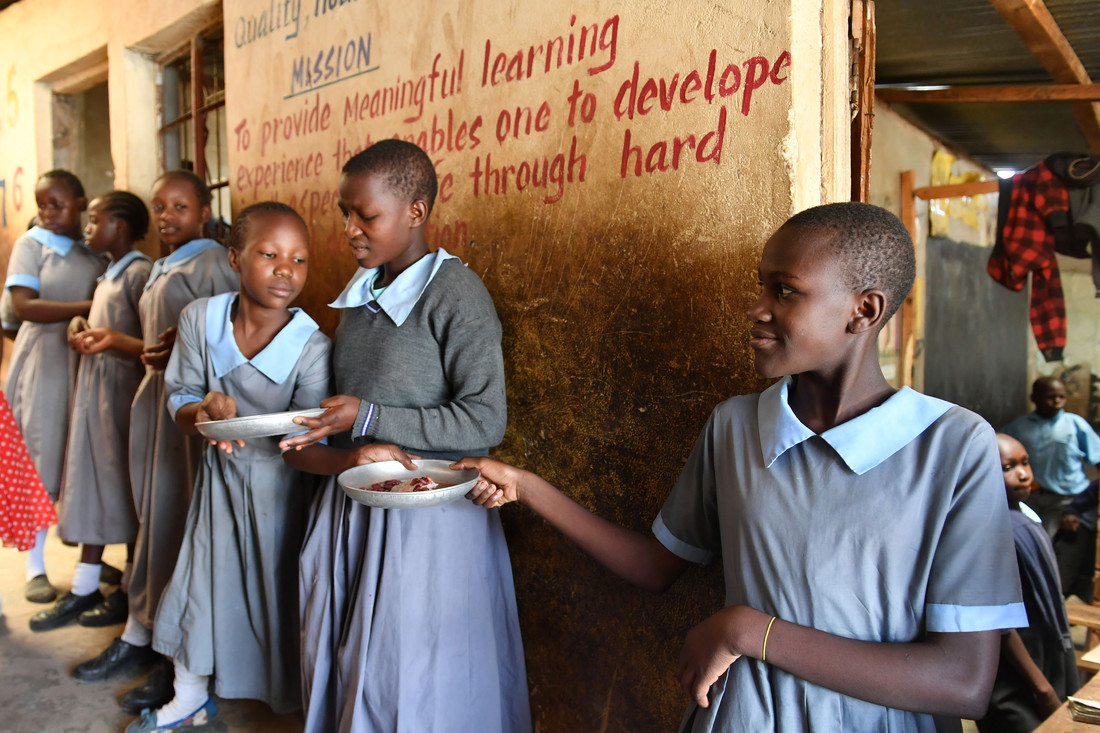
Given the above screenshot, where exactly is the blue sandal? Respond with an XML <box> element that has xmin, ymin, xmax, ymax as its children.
<box><xmin>124</xmin><ymin>698</ymin><xmax>218</xmax><ymax>732</ymax></box>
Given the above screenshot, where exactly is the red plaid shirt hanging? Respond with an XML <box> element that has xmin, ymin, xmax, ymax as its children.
<box><xmin>988</xmin><ymin>161</ymin><xmax>1071</xmax><ymax>361</ymax></box>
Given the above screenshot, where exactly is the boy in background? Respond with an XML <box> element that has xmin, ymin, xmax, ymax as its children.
<box><xmin>1002</xmin><ymin>377</ymin><xmax>1100</xmax><ymax>537</ymax></box>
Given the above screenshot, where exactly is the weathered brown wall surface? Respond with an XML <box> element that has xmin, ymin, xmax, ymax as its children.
<box><xmin>225</xmin><ymin>0</ymin><xmax>792</xmax><ymax>728</ymax></box>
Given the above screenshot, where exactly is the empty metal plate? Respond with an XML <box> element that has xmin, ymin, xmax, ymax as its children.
<box><xmin>195</xmin><ymin>408</ymin><xmax>326</xmax><ymax>441</ymax></box>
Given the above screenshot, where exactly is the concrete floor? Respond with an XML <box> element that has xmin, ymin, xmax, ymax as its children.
<box><xmin>0</xmin><ymin>529</ymin><xmax>302</xmax><ymax>733</ymax></box>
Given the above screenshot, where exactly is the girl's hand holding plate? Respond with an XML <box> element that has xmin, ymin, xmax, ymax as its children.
<box><xmin>451</xmin><ymin>457</ymin><xmax>521</xmax><ymax>508</ymax></box>
<box><xmin>280</xmin><ymin>394</ymin><xmax>361</xmax><ymax>450</ymax></box>
<box><xmin>350</xmin><ymin>444</ymin><xmax>419</xmax><ymax>471</ymax></box>
<box><xmin>198</xmin><ymin>391</ymin><xmax>245</xmax><ymax>453</ymax></box>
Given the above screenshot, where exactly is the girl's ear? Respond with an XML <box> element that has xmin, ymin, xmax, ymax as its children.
<box><xmin>201</xmin><ymin>205</ymin><xmax>213</xmax><ymax>229</ymax></box>
<box><xmin>227</xmin><ymin>245</ymin><xmax>241</xmax><ymax>273</ymax></box>
<box><xmin>848</xmin><ymin>289</ymin><xmax>887</xmax><ymax>335</ymax></box>
<box><xmin>75</xmin><ymin>196</ymin><xmax>88</xmax><ymax>213</ymax></box>
<box><xmin>408</xmin><ymin>200</ymin><xmax>429</xmax><ymax>229</ymax></box>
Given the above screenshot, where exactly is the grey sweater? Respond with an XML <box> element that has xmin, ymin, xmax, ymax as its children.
<box><xmin>333</xmin><ymin>258</ymin><xmax>507</xmax><ymax>457</ymax></box>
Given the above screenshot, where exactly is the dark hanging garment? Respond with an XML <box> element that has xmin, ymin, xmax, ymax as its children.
<box><xmin>989</xmin><ymin>162</ymin><xmax>1069</xmax><ymax>362</ymax></box>
<box><xmin>1046</xmin><ymin>153</ymin><xmax>1100</xmax><ymax>297</ymax></box>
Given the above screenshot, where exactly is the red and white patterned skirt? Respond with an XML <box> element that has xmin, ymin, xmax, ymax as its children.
<box><xmin>0</xmin><ymin>390</ymin><xmax>56</xmax><ymax>550</ymax></box>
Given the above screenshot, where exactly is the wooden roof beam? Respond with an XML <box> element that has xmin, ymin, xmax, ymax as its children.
<box><xmin>877</xmin><ymin>83</ymin><xmax>1100</xmax><ymax>104</ymax></box>
<box><xmin>989</xmin><ymin>0</ymin><xmax>1100</xmax><ymax>150</ymax></box>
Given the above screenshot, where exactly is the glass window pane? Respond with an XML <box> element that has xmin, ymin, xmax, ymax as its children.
<box><xmin>178</xmin><ymin>56</ymin><xmax>192</xmax><ymax>117</ymax></box>
<box><xmin>161</xmin><ymin>64</ymin><xmax>181</xmax><ymax>124</ymax></box>
<box><xmin>165</xmin><ymin>118</ymin><xmax>194</xmax><ymax>172</ymax></box>
<box><xmin>204</xmin><ymin>104</ymin><xmax>229</xmax><ymax>186</ymax></box>
<box><xmin>202</xmin><ymin>28</ymin><xmax>225</xmax><ymax>98</ymax></box>
<box><xmin>206</xmin><ymin>183</ymin><xmax>232</xmax><ymax>240</ymax></box>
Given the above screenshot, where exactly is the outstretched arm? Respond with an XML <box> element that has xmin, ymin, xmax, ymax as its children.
<box><xmin>461</xmin><ymin>456</ymin><xmax>1002</xmax><ymax>719</ymax></box>
<box><xmin>457</xmin><ymin>457</ymin><xmax>691</xmax><ymax>592</ymax></box>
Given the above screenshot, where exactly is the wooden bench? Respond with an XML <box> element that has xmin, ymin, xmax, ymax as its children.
<box><xmin>1067</xmin><ymin>603</ymin><xmax>1100</xmax><ymax>630</ymax></box>
<box><xmin>1067</xmin><ymin>603</ymin><xmax>1100</xmax><ymax>677</ymax></box>
<box><xmin>1037</xmin><ymin>658</ymin><xmax>1100</xmax><ymax>731</ymax></box>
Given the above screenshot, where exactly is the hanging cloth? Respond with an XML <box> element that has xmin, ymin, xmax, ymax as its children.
<box><xmin>988</xmin><ymin>161</ymin><xmax>1070</xmax><ymax>362</ymax></box>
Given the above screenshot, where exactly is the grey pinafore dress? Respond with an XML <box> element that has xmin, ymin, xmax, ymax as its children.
<box><xmin>4</xmin><ymin>228</ymin><xmax>105</xmax><ymax>499</ymax></box>
<box><xmin>153</xmin><ymin>293</ymin><xmax>330</xmax><ymax>712</ymax></box>
<box><xmin>57</xmin><ymin>251</ymin><xmax>152</xmax><ymax>544</ymax></box>
<box><xmin>127</xmin><ymin>240</ymin><xmax>237</xmax><ymax>628</ymax></box>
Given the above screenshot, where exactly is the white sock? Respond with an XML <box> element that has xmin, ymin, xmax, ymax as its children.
<box><xmin>71</xmin><ymin>562</ymin><xmax>101</xmax><ymax>596</ymax></box>
<box><xmin>120</xmin><ymin>616</ymin><xmax>151</xmax><ymax>647</ymax></box>
<box><xmin>155</xmin><ymin>660</ymin><xmax>210</xmax><ymax>726</ymax></box>
<box><xmin>24</xmin><ymin>528</ymin><xmax>48</xmax><ymax>581</ymax></box>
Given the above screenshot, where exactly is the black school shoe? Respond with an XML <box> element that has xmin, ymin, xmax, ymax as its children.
<box><xmin>79</xmin><ymin>589</ymin><xmax>128</xmax><ymax>627</ymax></box>
<box><xmin>72</xmin><ymin>637</ymin><xmax>157</xmax><ymax>681</ymax></box>
<box><xmin>24</xmin><ymin>574</ymin><xmax>56</xmax><ymax>603</ymax></box>
<box><xmin>30</xmin><ymin>590</ymin><xmax>105</xmax><ymax>632</ymax></box>
<box><xmin>119</xmin><ymin>657</ymin><xmax>175</xmax><ymax>715</ymax></box>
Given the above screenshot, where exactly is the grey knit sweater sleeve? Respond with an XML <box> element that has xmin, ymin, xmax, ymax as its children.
<box><xmin>334</xmin><ymin>258</ymin><xmax>507</xmax><ymax>454</ymax></box>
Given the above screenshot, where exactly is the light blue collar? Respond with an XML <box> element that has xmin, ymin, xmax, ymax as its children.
<box><xmin>144</xmin><ymin>238</ymin><xmax>223</xmax><ymax>291</ymax></box>
<box><xmin>100</xmin><ymin>250</ymin><xmax>153</xmax><ymax>282</ymax></box>
<box><xmin>329</xmin><ymin>249</ymin><xmax>458</xmax><ymax>326</ymax></box>
<box><xmin>28</xmin><ymin>226</ymin><xmax>79</xmax><ymax>257</ymax></box>
<box><xmin>757</xmin><ymin>375</ymin><xmax>954</xmax><ymax>475</ymax></box>
<box><xmin>1026</xmin><ymin>410</ymin><xmax>1062</xmax><ymax>423</ymax></box>
<box><xmin>206</xmin><ymin>292</ymin><xmax>320</xmax><ymax>384</ymax></box>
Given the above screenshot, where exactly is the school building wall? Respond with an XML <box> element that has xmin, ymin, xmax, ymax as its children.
<box><xmin>0</xmin><ymin>0</ymin><xmax>852</xmax><ymax>729</ymax></box>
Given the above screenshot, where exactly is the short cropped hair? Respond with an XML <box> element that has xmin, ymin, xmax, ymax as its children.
<box><xmin>1032</xmin><ymin>376</ymin><xmax>1065</xmax><ymax>393</ymax></box>
<box><xmin>781</xmin><ymin>202</ymin><xmax>916</xmax><ymax>322</ymax></box>
<box><xmin>228</xmin><ymin>201</ymin><xmax>309</xmax><ymax>252</ymax></box>
<box><xmin>96</xmin><ymin>191</ymin><xmax>150</xmax><ymax>240</ymax></box>
<box><xmin>341</xmin><ymin>138</ymin><xmax>438</xmax><ymax>214</ymax></box>
<box><xmin>39</xmin><ymin>169</ymin><xmax>85</xmax><ymax>199</ymax></box>
<box><xmin>155</xmin><ymin>169</ymin><xmax>212</xmax><ymax>209</ymax></box>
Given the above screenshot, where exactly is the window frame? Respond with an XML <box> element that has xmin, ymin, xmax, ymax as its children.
<box><xmin>156</xmin><ymin>25</ymin><xmax>228</xmax><ymax>221</ymax></box>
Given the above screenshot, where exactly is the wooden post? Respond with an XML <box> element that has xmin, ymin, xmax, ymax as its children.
<box><xmin>898</xmin><ymin>170</ymin><xmax>917</xmax><ymax>388</ymax></box>
<box><xmin>850</xmin><ymin>0</ymin><xmax>875</xmax><ymax>202</ymax></box>
<box><xmin>191</xmin><ymin>33</ymin><xmax>206</xmax><ymax>181</ymax></box>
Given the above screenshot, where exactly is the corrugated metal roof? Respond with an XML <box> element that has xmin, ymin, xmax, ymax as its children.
<box><xmin>875</xmin><ymin>0</ymin><xmax>1100</xmax><ymax>171</ymax></box>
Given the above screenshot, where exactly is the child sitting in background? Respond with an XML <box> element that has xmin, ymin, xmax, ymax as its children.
<box><xmin>976</xmin><ymin>434</ymin><xmax>1078</xmax><ymax>732</ymax></box>
<box><xmin>1002</xmin><ymin>377</ymin><xmax>1100</xmax><ymax>536</ymax></box>
<box><xmin>5</xmin><ymin>169</ymin><xmax>105</xmax><ymax>603</ymax></box>
<box><xmin>460</xmin><ymin>203</ymin><xmax>1026</xmax><ymax>732</ymax></box>
<box><xmin>30</xmin><ymin>192</ymin><xmax>152</xmax><ymax>632</ymax></box>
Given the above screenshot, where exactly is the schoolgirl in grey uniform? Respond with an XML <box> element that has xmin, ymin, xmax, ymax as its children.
<box><xmin>4</xmin><ymin>169</ymin><xmax>105</xmax><ymax>603</ymax></box>
<box><xmin>121</xmin><ymin>203</ymin><xmax>333</xmax><ymax>731</ymax></box>
<box><xmin>282</xmin><ymin>140</ymin><xmax>531</xmax><ymax>733</ymax></box>
<box><xmin>29</xmin><ymin>192</ymin><xmax>153</xmax><ymax>633</ymax></box>
<box><xmin>72</xmin><ymin>171</ymin><xmax>238</xmax><ymax>715</ymax></box>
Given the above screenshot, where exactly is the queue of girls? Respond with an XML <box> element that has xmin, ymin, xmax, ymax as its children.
<box><xmin>1</xmin><ymin>137</ymin><xmax>1043</xmax><ymax>733</ymax></box>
